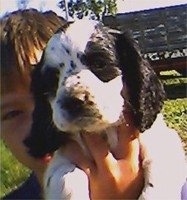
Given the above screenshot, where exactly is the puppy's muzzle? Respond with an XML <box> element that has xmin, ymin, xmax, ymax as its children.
<box><xmin>59</xmin><ymin>95</ymin><xmax>91</xmax><ymax>116</ymax></box>
<box><xmin>52</xmin><ymin>69</ymin><xmax>124</xmax><ymax>132</ymax></box>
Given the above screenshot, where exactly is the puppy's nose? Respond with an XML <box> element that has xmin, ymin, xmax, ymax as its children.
<box><xmin>60</xmin><ymin>96</ymin><xmax>85</xmax><ymax>112</ymax></box>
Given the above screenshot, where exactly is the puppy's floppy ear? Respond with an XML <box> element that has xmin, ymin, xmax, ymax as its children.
<box><xmin>114</xmin><ymin>32</ymin><xmax>165</xmax><ymax>132</ymax></box>
<box><xmin>24</xmin><ymin>61</ymin><xmax>70</xmax><ymax>158</ymax></box>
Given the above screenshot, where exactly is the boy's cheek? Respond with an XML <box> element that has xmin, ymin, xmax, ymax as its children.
<box><xmin>1</xmin><ymin>114</ymin><xmax>32</xmax><ymax>142</ymax></box>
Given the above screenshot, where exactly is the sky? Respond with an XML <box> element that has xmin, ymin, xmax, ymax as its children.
<box><xmin>116</xmin><ymin>0</ymin><xmax>186</xmax><ymax>13</ymax></box>
<box><xmin>0</xmin><ymin>0</ymin><xmax>186</xmax><ymax>17</ymax></box>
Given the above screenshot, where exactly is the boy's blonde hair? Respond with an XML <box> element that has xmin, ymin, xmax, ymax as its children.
<box><xmin>1</xmin><ymin>9</ymin><xmax>66</xmax><ymax>77</ymax></box>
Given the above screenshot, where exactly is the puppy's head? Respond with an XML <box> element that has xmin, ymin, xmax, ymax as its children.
<box><xmin>24</xmin><ymin>20</ymin><xmax>165</xmax><ymax>157</ymax></box>
<box><xmin>37</xmin><ymin>20</ymin><xmax>124</xmax><ymax>133</ymax></box>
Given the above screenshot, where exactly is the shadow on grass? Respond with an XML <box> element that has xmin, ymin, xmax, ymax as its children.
<box><xmin>159</xmin><ymin>74</ymin><xmax>187</xmax><ymax>99</ymax></box>
<box><xmin>163</xmin><ymin>82</ymin><xmax>187</xmax><ymax>99</ymax></box>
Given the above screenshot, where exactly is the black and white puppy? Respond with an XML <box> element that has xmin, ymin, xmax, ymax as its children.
<box><xmin>24</xmin><ymin>20</ymin><xmax>165</xmax><ymax>199</ymax></box>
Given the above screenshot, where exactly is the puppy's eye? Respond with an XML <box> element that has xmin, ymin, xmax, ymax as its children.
<box><xmin>77</xmin><ymin>52</ymin><xmax>87</xmax><ymax>65</ymax></box>
<box><xmin>42</xmin><ymin>68</ymin><xmax>59</xmax><ymax>97</ymax></box>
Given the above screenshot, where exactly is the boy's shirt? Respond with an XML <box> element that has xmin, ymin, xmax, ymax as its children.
<box><xmin>3</xmin><ymin>173</ymin><xmax>42</xmax><ymax>199</ymax></box>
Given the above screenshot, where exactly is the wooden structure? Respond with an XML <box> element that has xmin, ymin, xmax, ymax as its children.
<box><xmin>103</xmin><ymin>4</ymin><xmax>187</xmax><ymax>74</ymax></box>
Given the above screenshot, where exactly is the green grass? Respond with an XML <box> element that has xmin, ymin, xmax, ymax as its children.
<box><xmin>0</xmin><ymin>140</ymin><xmax>30</xmax><ymax>197</ymax></box>
<box><xmin>160</xmin><ymin>70</ymin><xmax>187</xmax><ymax>152</ymax></box>
<box><xmin>0</xmin><ymin>70</ymin><xmax>186</xmax><ymax>198</ymax></box>
<box><xmin>163</xmin><ymin>99</ymin><xmax>187</xmax><ymax>152</ymax></box>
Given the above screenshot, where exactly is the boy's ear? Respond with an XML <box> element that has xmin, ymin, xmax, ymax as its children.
<box><xmin>114</xmin><ymin>32</ymin><xmax>165</xmax><ymax>132</ymax></box>
<box><xmin>24</xmin><ymin>64</ymin><xmax>69</xmax><ymax>158</ymax></box>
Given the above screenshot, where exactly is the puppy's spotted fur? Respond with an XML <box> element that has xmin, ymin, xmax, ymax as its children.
<box><xmin>24</xmin><ymin>20</ymin><xmax>168</xmax><ymax>199</ymax></box>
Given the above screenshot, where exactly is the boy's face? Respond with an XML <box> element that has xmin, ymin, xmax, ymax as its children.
<box><xmin>1</xmin><ymin>70</ymin><xmax>46</xmax><ymax>172</ymax></box>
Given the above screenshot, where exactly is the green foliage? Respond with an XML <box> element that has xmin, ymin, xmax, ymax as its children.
<box><xmin>163</xmin><ymin>99</ymin><xmax>187</xmax><ymax>152</ymax></box>
<box><xmin>161</xmin><ymin>70</ymin><xmax>187</xmax><ymax>85</ymax></box>
<box><xmin>0</xmin><ymin>140</ymin><xmax>30</xmax><ymax>197</ymax></box>
<box><xmin>58</xmin><ymin>0</ymin><xmax>117</xmax><ymax>20</ymax></box>
<box><xmin>161</xmin><ymin>70</ymin><xmax>187</xmax><ymax>152</ymax></box>
<box><xmin>163</xmin><ymin>99</ymin><xmax>187</xmax><ymax>135</ymax></box>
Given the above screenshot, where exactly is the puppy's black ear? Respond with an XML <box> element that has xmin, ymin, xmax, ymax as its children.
<box><xmin>115</xmin><ymin>32</ymin><xmax>165</xmax><ymax>132</ymax></box>
<box><xmin>24</xmin><ymin>63</ymin><xmax>69</xmax><ymax>158</ymax></box>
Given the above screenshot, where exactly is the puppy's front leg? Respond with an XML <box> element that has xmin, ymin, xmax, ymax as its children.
<box><xmin>44</xmin><ymin>151</ymin><xmax>90</xmax><ymax>200</ymax></box>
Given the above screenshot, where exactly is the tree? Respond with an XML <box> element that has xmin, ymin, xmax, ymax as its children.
<box><xmin>17</xmin><ymin>0</ymin><xmax>30</xmax><ymax>10</ymax></box>
<box><xmin>58</xmin><ymin>0</ymin><xmax>117</xmax><ymax>20</ymax></box>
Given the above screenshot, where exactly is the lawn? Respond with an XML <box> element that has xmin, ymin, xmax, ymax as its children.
<box><xmin>0</xmin><ymin>70</ymin><xmax>186</xmax><ymax>198</ymax></box>
<box><xmin>0</xmin><ymin>140</ymin><xmax>31</xmax><ymax>197</ymax></box>
<box><xmin>161</xmin><ymin>71</ymin><xmax>187</xmax><ymax>152</ymax></box>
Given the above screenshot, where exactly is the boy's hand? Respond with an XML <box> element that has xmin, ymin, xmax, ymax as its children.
<box><xmin>63</xmin><ymin>124</ymin><xmax>144</xmax><ymax>199</ymax></box>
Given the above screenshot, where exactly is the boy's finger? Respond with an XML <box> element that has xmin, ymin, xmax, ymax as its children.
<box><xmin>112</xmin><ymin>112</ymin><xmax>139</xmax><ymax>159</ymax></box>
<box><xmin>61</xmin><ymin>140</ymin><xmax>91</xmax><ymax>175</ymax></box>
<box><xmin>82</xmin><ymin>133</ymin><xmax>117</xmax><ymax>173</ymax></box>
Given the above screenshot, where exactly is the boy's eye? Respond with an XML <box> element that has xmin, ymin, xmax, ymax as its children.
<box><xmin>1</xmin><ymin>110</ymin><xmax>24</xmax><ymax>121</ymax></box>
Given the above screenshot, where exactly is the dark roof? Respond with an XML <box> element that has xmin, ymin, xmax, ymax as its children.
<box><xmin>103</xmin><ymin>4</ymin><xmax>187</xmax><ymax>54</ymax></box>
